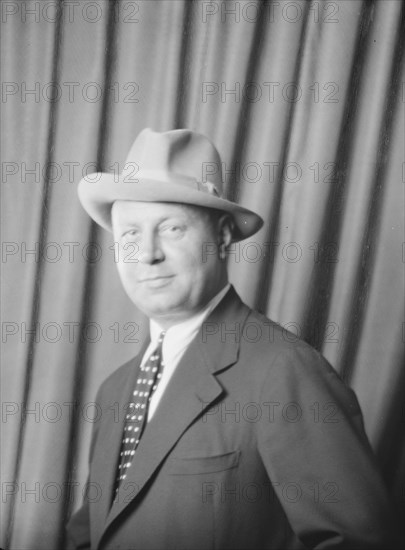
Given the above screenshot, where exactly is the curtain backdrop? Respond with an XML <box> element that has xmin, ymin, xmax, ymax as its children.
<box><xmin>2</xmin><ymin>1</ymin><xmax>404</xmax><ymax>548</ymax></box>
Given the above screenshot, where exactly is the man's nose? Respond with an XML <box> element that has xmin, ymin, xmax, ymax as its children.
<box><xmin>137</xmin><ymin>233</ymin><xmax>164</xmax><ymax>264</ymax></box>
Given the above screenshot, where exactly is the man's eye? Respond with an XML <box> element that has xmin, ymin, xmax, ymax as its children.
<box><xmin>123</xmin><ymin>229</ymin><xmax>139</xmax><ymax>238</ymax></box>
<box><xmin>160</xmin><ymin>225</ymin><xmax>184</xmax><ymax>237</ymax></box>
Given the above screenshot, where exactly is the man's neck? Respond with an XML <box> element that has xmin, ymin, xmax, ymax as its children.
<box><xmin>150</xmin><ymin>283</ymin><xmax>231</xmax><ymax>331</ymax></box>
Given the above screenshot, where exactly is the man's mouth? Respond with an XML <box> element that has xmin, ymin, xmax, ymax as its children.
<box><xmin>138</xmin><ymin>275</ymin><xmax>174</xmax><ymax>282</ymax></box>
<box><xmin>138</xmin><ymin>275</ymin><xmax>175</xmax><ymax>287</ymax></box>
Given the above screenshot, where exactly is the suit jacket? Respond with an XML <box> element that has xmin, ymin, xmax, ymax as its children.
<box><xmin>66</xmin><ymin>287</ymin><xmax>394</xmax><ymax>550</ymax></box>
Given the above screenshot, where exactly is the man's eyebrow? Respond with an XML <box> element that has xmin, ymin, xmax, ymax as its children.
<box><xmin>117</xmin><ymin>220</ymin><xmax>140</xmax><ymax>230</ymax></box>
<box><xmin>158</xmin><ymin>215</ymin><xmax>188</xmax><ymax>224</ymax></box>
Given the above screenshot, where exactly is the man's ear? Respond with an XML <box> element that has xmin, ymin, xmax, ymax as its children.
<box><xmin>218</xmin><ymin>214</ymin><xmax>234</xmax><ymax>250</ymax></box>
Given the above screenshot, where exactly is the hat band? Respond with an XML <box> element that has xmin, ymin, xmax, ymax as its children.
<box><xmin>92</xmin><ymin>167</ymin><xmax>222</xmax><ymax>198</ymax></box>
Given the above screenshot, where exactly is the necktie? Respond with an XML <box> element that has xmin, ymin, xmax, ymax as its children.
<box><xmin>115</xmin><ymin>331</ymin><xmax>165</xmax><ymax>489</ymax></box>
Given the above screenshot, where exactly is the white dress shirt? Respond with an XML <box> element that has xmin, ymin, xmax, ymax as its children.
<box><xmin>143</xmin><ymin>283</ymin><xmax>231</xmax><ymax>421</ymax></box>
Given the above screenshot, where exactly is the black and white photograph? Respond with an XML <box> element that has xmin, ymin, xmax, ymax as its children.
<box><xmin>1</xmin><ymin>1</ymin><xmax>404</xmax><ymax>549</ymax></box>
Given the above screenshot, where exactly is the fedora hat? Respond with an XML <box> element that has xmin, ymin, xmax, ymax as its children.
<box><xmin>78</xmin><ymin>128</ymin><xmax>263</xmax><ymax>241</ymax></box>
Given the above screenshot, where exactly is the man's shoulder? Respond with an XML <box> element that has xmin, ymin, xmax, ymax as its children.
<box><xmin>219</xmin><ymin>291</ymin><xmax>350</xmax><ymax>389</ymax></box>
<box><xmin>240</xmin><ymin>307</ymin><xmax>332</xmax><ymax>371</ymax></box>
<box><xmin>230</xmin><ymin>305</ymin><xmax>361</xmax><ymax>418</ymax></box>
<box><xmin>219</xmin><ymin>289</ymin><xmax>326</xmax><ymax>363</ymax></box>
<box><xmin>245</xmin><ymin>306</ymin><xmax>321</xmax><ymax>356</ymax></box>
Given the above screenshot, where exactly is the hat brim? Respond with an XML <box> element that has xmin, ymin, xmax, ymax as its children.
<box><xmin>78</xmin><ymin>173</ymin><xmax>264</xmax><ymax>241</ymax></box>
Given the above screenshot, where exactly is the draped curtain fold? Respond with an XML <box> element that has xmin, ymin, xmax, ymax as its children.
<box><xmin>1</xmin><ymin>1</ymin><xmax>403</xmax><ymax>548</ymax></box>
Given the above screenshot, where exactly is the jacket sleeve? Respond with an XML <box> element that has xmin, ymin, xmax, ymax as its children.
<box><xmin>256</xmin><ymin>344</ymin><xmax>398</xmax><ymax>549</ymax></box>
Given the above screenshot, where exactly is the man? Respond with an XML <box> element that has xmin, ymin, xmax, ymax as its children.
<box><xmin>67</xmin><ymin>128</ymin><xmax>394</xmax><ymax>549</ymax></box>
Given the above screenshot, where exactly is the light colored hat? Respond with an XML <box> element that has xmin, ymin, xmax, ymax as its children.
<box><xmin>78</xmin><ymin>128</ymin><xmax>263</xmax><ymax>241</ymax></box>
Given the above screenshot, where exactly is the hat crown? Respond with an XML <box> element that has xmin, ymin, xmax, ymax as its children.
<box><xmin>124</xmin><ymin>128</ymin><xmax>224</xmax><ymax>196</ymax></box>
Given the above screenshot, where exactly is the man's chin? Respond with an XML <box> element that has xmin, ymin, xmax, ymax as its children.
<box><xmin>134</xmin><ymin>297</ymin><xmax>184</xmax><ymax>319</ymax></box>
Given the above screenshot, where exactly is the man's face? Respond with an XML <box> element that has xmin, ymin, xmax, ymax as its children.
<box><xmin>111</xmin><ymin>201</ymin><xmax>228</xmax><ymax>327</ymax></box>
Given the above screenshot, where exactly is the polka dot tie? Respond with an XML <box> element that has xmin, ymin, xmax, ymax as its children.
<box><xmin>115</xmin><ymin>331</ymin><xmax>165</xmax><ymax>490</ymax></box>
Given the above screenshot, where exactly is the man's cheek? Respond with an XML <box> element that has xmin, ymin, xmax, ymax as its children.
<box><xmin>120</xmin><ymin>264</ymin><xmax>138</xmax><ymax>281</ymax></box>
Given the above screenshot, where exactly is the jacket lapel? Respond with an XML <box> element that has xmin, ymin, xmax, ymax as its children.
<box><xmin>99</xmin><ymin>287</ymin><xmax>251</xmax><ymax>543</ymax></box>
<box><xmin>91</xmin><ymin>341</ymin><xmax>149</xmax><ymax>542</ymax></box>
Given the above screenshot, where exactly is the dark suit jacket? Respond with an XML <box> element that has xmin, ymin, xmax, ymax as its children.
<box><xmin>66</xmin><ymin>287</ymin><xmax>394</xmax><ymax>549</ymax></box>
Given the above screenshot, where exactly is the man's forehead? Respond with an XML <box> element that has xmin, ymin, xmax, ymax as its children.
<box><xmin>111</xmin><ymin>200</ymin><xmax>211</xmax><ymax>224</ymax></box>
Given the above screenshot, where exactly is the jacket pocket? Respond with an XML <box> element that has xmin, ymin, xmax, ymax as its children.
<box><xmin>168</xmin><ymin>450</ymin><xmax>240</xmax><ymax>475</ymax></box>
